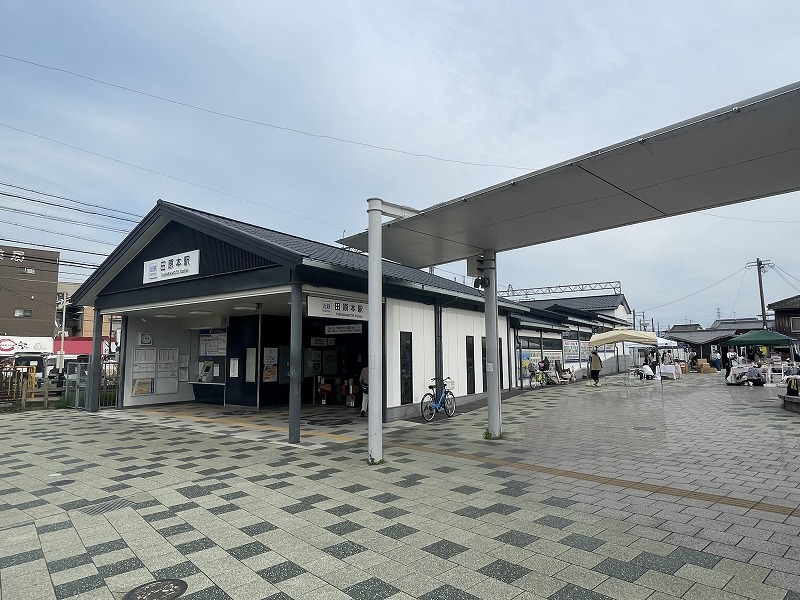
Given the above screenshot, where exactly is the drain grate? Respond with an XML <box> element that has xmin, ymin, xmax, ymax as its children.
<box><xmin>80</xmin><ymin>498</ymin><xmax>135</xmax><ymax>516</ymax></box>
<box><xmin>123</xmin><ymin>579</ymin><xmax>188</xmax><ymax>600</ymax></box>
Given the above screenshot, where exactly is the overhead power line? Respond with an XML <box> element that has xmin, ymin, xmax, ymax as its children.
<box><xmin>0</xmin><ymin>189</ymin><xmax>139</xmax><ymax>223</ymax></box>
<box><xmin>0</xmin><ymin>205</ymin><xmax>131</xmax><ymax>233</ymax></box>
<box><xmin>0</xmin><ymin>238</ymin><xmax>109</xmax><ymax>257</ymax></box>
<box><xmin>0</xmin><ymin>52</ymin><xmax>531</xmax><ymax>171</ymax></box>
<box><xmin>0</xmin><ymin>122</ymin><xmax>347</xmax><ymax>232</ymax></box>
<box><xmin>643</xmin><ymin>267</ymin><xmax>745</xmax><ymax>312</ymax></box>
<box><xmin>0</xmin><ymin>218</ymin><xmax>119</xmax><ymax>246</ymax></box>
<box><xmin>0</xmin><ymin>181</ymin><xmax>144</xmax><ymax>219</ymax></box>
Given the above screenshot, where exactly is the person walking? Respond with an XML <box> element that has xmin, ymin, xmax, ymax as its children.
<box><xmin>359</xmin><ymin>366</ymin><xmax>369</xmax><ymax>417</ymax></box>
<box><xmin>588</xmin><ymin>350</ymin><xmax>603</xmax><ymax>387</ymax></box>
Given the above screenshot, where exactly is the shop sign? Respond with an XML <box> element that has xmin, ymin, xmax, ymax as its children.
<box><xmin>307</xmin><ymin>296</ymin><xmax>367</xmax><ymax>321</ymax></box>
<box><xmin>143</xmin><ymin>249</ymin><xmax>200</xmax><ymax>284</ymax></box>
<box><xmin>0</xmin><ymin>336</ymin><xmax>54</xmax><ymax>356</ymax></box>
<box><xmin>324</xmin><ymin>324</ymin><xmax>362</xmax><ymax>334</ymax></box>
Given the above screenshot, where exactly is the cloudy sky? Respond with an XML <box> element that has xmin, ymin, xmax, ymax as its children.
<box><xmin>2</xmin><ymin>1</ymin><xmax>799</xmax><ymax>331</ymax></box>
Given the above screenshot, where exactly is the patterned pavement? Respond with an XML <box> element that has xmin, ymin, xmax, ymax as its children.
<box><xmin>1</xmin><ymin>372</ymin><xmax>800</xmax><ymax>599</ymax></box>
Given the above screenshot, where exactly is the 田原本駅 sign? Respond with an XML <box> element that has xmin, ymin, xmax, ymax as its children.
<box><xmin>143</xmin><ymin>250</ymin><xmax>200</xmax><ymax>284</ymax></box>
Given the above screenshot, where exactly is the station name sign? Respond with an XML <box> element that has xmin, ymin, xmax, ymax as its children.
<box><xmin>143</xmin><ymin>249</ymin><xmax>200</xmax><ymax>284</ymax></box>
<box><xmin>307</xmin><ymin>296</ymin><xmax>368</xmax><ymax>321</ymax></box>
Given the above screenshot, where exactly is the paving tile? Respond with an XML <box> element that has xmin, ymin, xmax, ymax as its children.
<box><xmin>324</xmin><ymin>541</ymin><xmax>368</xmax><ymax>559</ymax></box>
<box><xmin>258</xmin><ymin>560</ymin><xmax>306</xmax><ymax>584</ymax></box>
<box><xmin>535</xmin><ymin>515</ymin><xmax>575</xmax><ymax>530</ymax></box>
<box><xmin>422</xmin><ymin>540</ymin><xmax>469</xmax><ymax>560</ymax></box>
<box><xmin>495</xmin><ymin>530</ymin><xmax>539</xmax><ymax>548</ymax></box>
<box><xmin>227</xmin><ymin>541</ymin><xmax>270</xmax><ymax>560</ymax></box>
<box><xmin>591</xmin><ymin>557</ymin><xmax>648</xmax><ymax>583</ymax></box>
<box><xmin>378</xmin><ymin>523</ymin><xmax>418</xmax><ymax>540</ymax></box>
<box><xmin>548</xmin><ymin>583</ymin><xmax>614</xmax><ymax>599</ymax></box>
<box><xmin>477</xmin><ymin>558</ymin><xmax>531</xmax><ymax>583</ymax></box>
<box><xmin>559</xmin><ymin>533</ymin><xmax>605</xmax><ymax>552</ymax></box>
<box><xmin>343</xmin><ymin>577</ymin><xmax>400</xmax><ymax>600</ymax></box>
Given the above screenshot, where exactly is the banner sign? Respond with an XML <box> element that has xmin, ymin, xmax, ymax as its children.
<box><xmin>143</xmin><ymin>249</ymin><xmax>200</xmax><ymax>284</ymax></box>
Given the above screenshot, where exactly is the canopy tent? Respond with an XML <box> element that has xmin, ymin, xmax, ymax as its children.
<box><xmin>589</xmin><ymin>329</ymin><xmax>657</xmax><ymax>347</ymax></box>
<box><xmin>626</xmin><ymin>336</ymin><xmax>678</xmax><ymax>348</ymax></box>
<box><xmin>726</xmin><ymin>330</ymin><xmax>797</xmax><ymax>347</ymax></box>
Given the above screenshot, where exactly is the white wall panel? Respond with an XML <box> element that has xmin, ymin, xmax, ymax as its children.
<box><xmin>384</xmin><ymin>298</ymin><xmax>435</xmax><ymax>408</ymax></box>
<box><xmin>124</xmin><ymin>319</ymin><xmax>194</xmax><ymax>406</ymax></box>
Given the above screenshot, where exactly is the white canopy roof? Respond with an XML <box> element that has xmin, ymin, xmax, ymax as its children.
<box><xmin>339</xmin><ymin>82</ymin><xmax>800</xmax><ymax>268</ymax></box>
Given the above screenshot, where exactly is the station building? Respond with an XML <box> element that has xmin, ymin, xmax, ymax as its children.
<box><xmin>71</xmin><ymin>201</ymin><xmax>543</xmax><ymax>419</ymax></box>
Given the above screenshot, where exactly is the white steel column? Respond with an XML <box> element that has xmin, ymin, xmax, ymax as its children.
<box><xmin>483</xmin><ymin>249</ymin><xmax>502</xmax><ymax>438</ymax></box>
<box><xmin>367</xmin><ymin>198</ymin><xmax>384</xmax><ymax>463</ymax></box>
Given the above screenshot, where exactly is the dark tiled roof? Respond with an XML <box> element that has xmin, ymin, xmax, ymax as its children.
<box><xmin>176</xmin><ymin>204</ymin><xmax>484</xmax><ymax>299</ymax></box>
<box><xmin>665</xmin><ymin>324</ymin><xmax>703</xmax><ymax>332</ymax></box>
<box><xmin>665</xmin><ymin>330</ymin><xmax>738</xmax><ymax>344</ymax></box>
<box><xmin>707</xmin><ymin>318</ymin><xmax>767</xmax><ymax>330</ymax></box>
<box><xmin>522</xmin><ymin>294</ymin><xmax>625</xmax><ymax>312</ymax></box>
<box><xmin>769</xmin><ymin>294</ymin><xmax>800</xmax><ymax>310</ymax></box>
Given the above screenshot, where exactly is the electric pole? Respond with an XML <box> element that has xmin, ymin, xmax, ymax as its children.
<box><xmin>746</xmin><ymin>258</ymin><xmax>771</xmax><ymax>329</ymax></box>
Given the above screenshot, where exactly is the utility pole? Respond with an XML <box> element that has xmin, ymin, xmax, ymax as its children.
<box><xmin>746</xmin><ymin>258</ymin><xmax>771</xmax><ymax>329</ymax></box>
<box><xmin>57</xmin><ymin>293</ymin><xmax>69</xmax><ymax>370</ymax></box>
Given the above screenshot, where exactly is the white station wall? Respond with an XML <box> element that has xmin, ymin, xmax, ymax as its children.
<box><xmin>384</xmin><ymin>298</ymin><xmax>435</xmax><ymax>408</ymax></box>
<box><xmin>124</xmin><ymin>318</ymin><xmax>195</xmax><ymax>407</ymax></box>
<box><xmin>441</xmin><ymin>307</ymin><xmax>511</xmax><ymax>394</ymax></box>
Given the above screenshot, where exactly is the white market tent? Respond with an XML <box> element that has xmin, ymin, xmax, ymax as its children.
<box><xmin>589</xmin><ymin>329</ymin><xmax>657</xmax><ymax>347</ymax></box>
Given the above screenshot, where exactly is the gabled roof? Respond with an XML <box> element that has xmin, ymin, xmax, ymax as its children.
<box><xmin>665</xmin><ymin>323</ymin><xmax>703</xmax><ymax>333</ymax></box>
<box><xmin>707</xmin><ymin>318</ymin><xmax>772</xmax><ymax>331</ymax></box>
<box><xmin>665</xmin><ymin>330</ymin><xmax>738</xmax><ymax>345</ymax></box>
<box><xmin>769</xmin><ymin>294</ymin><xmax>800</xmax><ymax>310</ymax></box>
<box><xmin>523</xmin><ymin>294</ymin><xmax>629</xmax><ymax>313</ymax></box>
<box><xmin>71</xmin><ymin>201</ymin><xmax>514</xmax><ymax>309</ymax></box>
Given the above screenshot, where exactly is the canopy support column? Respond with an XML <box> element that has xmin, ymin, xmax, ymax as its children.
<box><xmin>483</xmin><ymin>249</ymin><xmax>502</xmax><ymax>438</ymax></box>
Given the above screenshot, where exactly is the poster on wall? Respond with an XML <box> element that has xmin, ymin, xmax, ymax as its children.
<box><xmin>132</xmin><ymin>378</ymin><xmax>155</xmax><ymax>395</ymax></box>
<box><xmin>199</xmin><ymin>328</ymin><xmax>227</xmax><ymax>356</ymax></box>
<box><xmin>262</xmin><ymin>347</ymin><xmax>278</xmax><ymax>382</ymax></box>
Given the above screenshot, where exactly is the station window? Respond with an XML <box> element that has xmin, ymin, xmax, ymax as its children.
<box><xmin>14</xmin><ymin>308</ymin><xmax>33</xmax><ymax>318</ymax></box>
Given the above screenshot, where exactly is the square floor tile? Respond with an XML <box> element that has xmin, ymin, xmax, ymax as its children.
<box><xmin>326</xmin><ymin>520</ymin><xmax>364</xmax><ymax>536</ymax></box>
<box><xmin>419</xmin><ymin>584</ymin><xmax>480</xmax><ymax>600</ymax></box>
<box><xmin>53</xmin><ymin>574</ymin><xmax>105</xmax><ymax>600</ymax></box>
<box><xmin>630</xmin><ymin>551</ymin><xmax>685</xmax><ymax>575</ymax></box>
<box><xmin>374</xmin><ymin>507</ymin><xmax>409</xmax><ymax>519</ymax></box>
<box><xmin>327</xmin><ymin>504</ymin><xmax>361</xmax><ymax>517</ymax></box>
<box><xmin>379</xmin><ymin>524</ymin><xmax>418</xmax><ymax>540</ymax></box>
<box><xmin>477</xmin><ymin>558</ymin><xmax>531</xmax><ymax>583</ymax></box>
<box><xmin>669</xmin><ymin>546</ymin><xmax>721</xmax><ymax>569</ymax></box>
<box><xmin>535</xmin><ymin>515</ymin><xmax>575</xmax><ymax>530</ymax></box>
<box><xmin>324</xmin><ymin>541</ymin><xmax>367</xmax><ymax>559</ymax></box>
<box><xmin>423</xmin><ymin>540</ymin><xmax>468</xmax><ymax>560</ymax></box>
<box><xmin>559</xmin><ymin>533</ymin><xmax>605</xmax><ymax>552</ymax></box>
<box><xmin>228</xmin><ymin>541</ymin><xmax>270</xmax><ymax>560</ymax></box>
<box><xmin>342</xmin><ymin>484</ymin><xmax>369</xmax><ymax>493</ymax></box>
<box><xmin>258</xmin><ymin>560</ymin><xmax>306</xmax><ymax>584</ymax></box>
<box><xmin>451</xmin><ymin>485</ymin><xmax>482</xmax><ymax>495</ymax></box>
<box><xmin>174</xmin><ymin>537</ymin><xmax>216</xmax><ymax>555</ymax></box>
<box><xmin>548</xmin><ymin>583</ymin><xmax>614</xmax><ymax>599</ymax></box>
<box><xmin>241</xmin><ymin>521</ymin><xmax>277</xmax><ymax>536</ymax></box>
<box><xmin>153</xmin><ymin>561</ymin><xmax>200</xmax><ymax>579</ymax></box>
<box><xmin>344</xmin><ymin>577</ymin><xmax>399</xmax><ymax>600</ymax></box>
<box><xmin>370</xmin><ymin>492</ymin><xmax>401</xmax><ymax>503</ymax></box>
<box><xmin>592</xmin><ymin>557</ymin><xmax>648</xmax><ymax>583</ymax></box>
<box><xmin>542</xmin><ymin>496</ymin><xmax>577</xmax><ymax>508</ymax></box>
<box><xmin>495</xmin><ymin>530</ymin><xmax>539</xmax><ymax>548</ymax></box>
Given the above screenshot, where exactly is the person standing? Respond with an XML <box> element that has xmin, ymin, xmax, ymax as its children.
<box><xmin>588</xmin><ymin>350</ymin><xmax>603</xmax><ymax>387</ymax></box>
<box><xmin>359</xmin><ymin>366</ymin><xmax>369</xmax><ymax>417</ymax></box>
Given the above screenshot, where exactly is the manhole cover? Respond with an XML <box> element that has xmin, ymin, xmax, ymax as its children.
<box><xmin>122</xmin><ymin>579</ymin><xmax>188</xmax><ymax>600</ymax></box>
<box><xmin>305</xmin><ymin>418</ymin><xmax>354</xmax><ymax>426</ymax></box>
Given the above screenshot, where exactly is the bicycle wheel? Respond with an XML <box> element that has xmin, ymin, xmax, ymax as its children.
<box><xmin>420</xmin><ymin>393</ymin><xmax>436</xmax><ymax>421</ymax></box>
<box><xmin>443</xmin><ymin>391</ymin><xmax>456</xmax><ymax>416</ymax></box>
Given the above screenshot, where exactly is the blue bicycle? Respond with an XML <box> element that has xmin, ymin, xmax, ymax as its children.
<box><xmin>420</xmin><ymin>377</ymin><xmax>456</xmax><ymax>421</ymax></box>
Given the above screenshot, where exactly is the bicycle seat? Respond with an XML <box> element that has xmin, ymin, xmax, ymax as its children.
<box><xmin>428</xmin><ymin>385</ymin><xmax>436</xmax><ymax>390</ymax></box>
